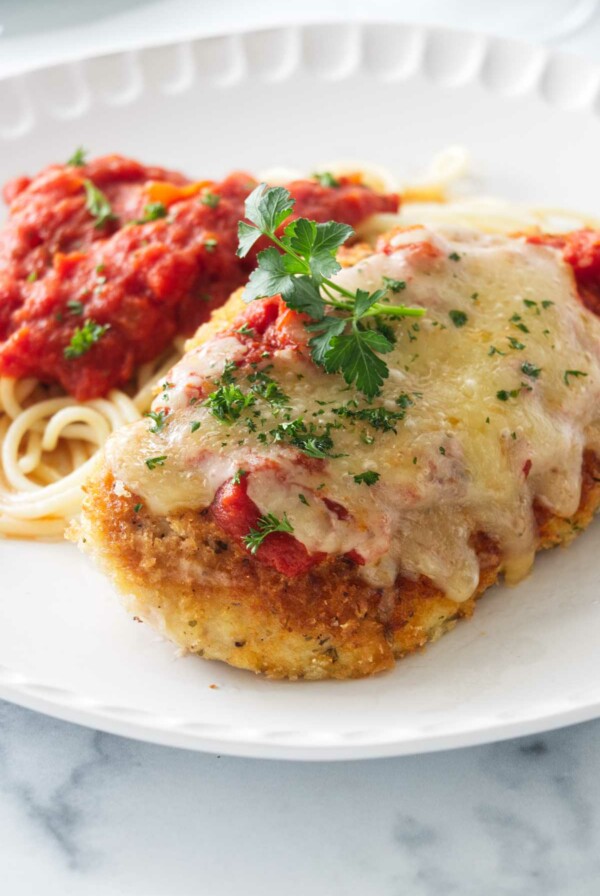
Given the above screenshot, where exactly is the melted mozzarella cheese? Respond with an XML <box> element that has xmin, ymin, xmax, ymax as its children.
<box><xmin>104</xmin><ymin>227</ymin><xmax>600</xmax><ymax>601</ymax></box>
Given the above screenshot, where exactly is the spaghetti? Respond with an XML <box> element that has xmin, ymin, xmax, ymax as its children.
<box><xmin>0</xmin><ymin>347</ymin><xmax>180</xmax><ymax>537</ymax></box>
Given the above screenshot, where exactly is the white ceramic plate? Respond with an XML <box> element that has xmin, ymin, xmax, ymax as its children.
<box><xmin>1</xmin><ymin>22</ymin><xmax>600</xmax><ymax>760</ymax></box>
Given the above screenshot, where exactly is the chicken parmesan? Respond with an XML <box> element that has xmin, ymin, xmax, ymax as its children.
<box><xmin>74</xmin><ymin>185</ymin><xmax>600</xmax><ymax>679</ymax></box>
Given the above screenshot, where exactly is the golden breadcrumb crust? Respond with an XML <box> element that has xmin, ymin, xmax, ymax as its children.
<box><xmin>73</xmin><ymin>286</ymin><xmax>600</xmax><ymax>679</ymax></box>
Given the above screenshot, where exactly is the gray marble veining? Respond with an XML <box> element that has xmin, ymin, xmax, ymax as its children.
<box><xmin>2</xmin><ymin>702</ymin><xmax>600</xmax><ymax>896</ymax></box>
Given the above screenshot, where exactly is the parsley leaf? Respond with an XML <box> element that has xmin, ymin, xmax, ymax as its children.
<box><xmin>67</xmin><ymin>147</ymin><xmax>87</xmax><ymax>167</ymax></box>
<box><xmin>449</xmin><ymin>309</ymin><xmax>468</xmax><ymax>327</ymax></box>
<box><xmin>83</xmin><ymin>180</ymin><xmax>116</xmax><ymax>229</ymax></box>
<box><xmin>323</xmin><ymin>326</ymin><xmax>393</xmax><ymax>399</ymax></box>
<box><xmin>353</xmin><ymin>470</ymin><xmax>380</xmax><ymax>486</ymax></box>
<box><xmin>243</xmin><ymin>247</ymin><xmax>296</xmax><ymax>302</ymax></box>
<box><xmin>237</xmin><ymin>220</ymin><xmax>261</xmax><ymax>257</ymax></box>
<box><xmin>354</xmin><ymin>288</ymin><xmax>387</xmax><ymax>319</ymax></box>
<box><xmin>245</xmin><ymin>183</ymin><xmax>294</xmax><ymax>234</ymax></box>
<box><xmin>332</xmin><ymin>404</ymin><xmax>405</xmax><ymax>433</ymax></box>
<box><xmin>201</xmin><ymin>191</ymin><xmax>220</xmax><ymax>208</ymax></box>
<box><xmin>312</xmin><ymin>171</ymin><xmax>340</xmax><ymax>188</ymax></box>
<box><xmin>247</xmin><ymin>370</ymin><xmax>290</xmax><ymax>406</ymax></box>
<box><xmin>286</xmin><ymin>218</ymin><xmax>353</xmax><ymax>283</ymax></box>
<box><xmin>64</xmin><ymin>319</ymin><xmax>109</xmax><ymax>359</ymax></box>
<box><xmin>243</xmin><ymin>512</ymin><xmax>294</xmax><ymax>554</ymax></box>
<box><xmin>382</xmin><ymin>276</ymin><xmax>406</xmax><ymax>293</ymax></box>
<box><xmin>521</xmin><ymin>362</ymin><xmax>541</xmax><ymax>379</ymax></box>
<box><xmin>145</xmin><ymin>455</ymin><xmax>167</xmax><ymax>470</ymax></box>
<box><xmin>306</xmin><ymin>316</ymin><xmax>347</xmax><ymax>365</ymax></box>
<box><xmin>135</xmin><ymin>202</ymin><xmax>167</xmax><ymax>223</ymax></box>
<box><xmin>496</xmin><ymin>389</ymin><xmax>520</xmax><ymax>401</ymax></box>
<box><xmin>564</xmin><ymin>369</ymin><xmax>588</xmax><ymax>385</ymax></box>
<box><xmin>508</xmin><ymin>337</ymin><xmax>525</xmax><ymax>351</ymax></box>
<box><xmin>269</xmin><ymin>419</ymin><xmax>343</xmax><ymax>459</ymax></box>
<box><xmin>205</xmin><ymin>382</ymin><xmax>256</xmax><ymax>424</ymax></box>
<box><xmin>145</xmin><ymin>410</ymin><xmax>168</xmax><ymax>433</ymax></box>
<box><xmin>66</xmin><ymin>300</ymin><xmax>84</xmax><ymax>316</ymax></box>
<box><xmin>237</xmin><ymin>184</ymin><xmax>424</xmax><ymax>399</ymax></box>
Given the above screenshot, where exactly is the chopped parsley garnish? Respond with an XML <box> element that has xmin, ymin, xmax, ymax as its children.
<box><xmin>523</xmin><ymin>299</ymin><xmax>537</xmax><ymax>309</ymax></box>
<box><xmin>66</xmin><ymin>300</ymin><xmax>84</xmax><ymax>316</ymax></box>
<box><xmin>396</xmin><ymin>393</ymin><xmax>414</xmax><ymax>409</ymax></box>
<box><xmin>312</xmin><ymin>171</ymin><xmax>340</xmax><ymax>188</ymax></box>
<box><xmin>269</xmin><ymin>419</ymin><xmax>343</xmax><ymax>458</ymax></box>
<box><xmin>243</xmin><ymin>512</ymin><xmax>293</xmax><ymax>554</ymax></box>
<box><xmin>439</xmin><ymin>446</ymin><xmax>446</xmax><ymax>455</ymax></box>
<box><xmin>204</xmin><ymin>238</ymin><xmax>218</xmax><ymax>252</ymax></box>
<box><xmin>510</xmin><ymin>313</ymin><xmax>529</xmax><ymax>334</ymax></box>
<box><xmin>145</xmin><ymin>455</ymin><xmax>167</xmax><ymax>470</ymax></box>
<box><xmin>507</xmin><ymin>337</ymin><xmax>525</xmax><ymax>351</ymax></box>
<box><xmin>382</xmin><ymin>276</ymin><xmax>406</xmax><ymax>293</ymax></box>
<box><xmin>332</xmin><ymin>404</ymin><xmax>405</xmax><ymax>433</ymax></box>
<box><xmin>135</xmin><ymin>202</ymin><xmax>168</xmax><ymax>223</ymax></box>
<box><xmin>233</xmin><ymin>469</ymin><xmax>246</xmax><ymax>485</ymax></box>
<box><xmin>564</xmin><ymin>369</ymin><xmax>588</xmax><ymax>386</ymax></box>
<box><xmin>541</xmin><ymin>300</ymin><xmax>554</xmax><ymax>309</ymax></box>
<box><xmin>145</xmin><ymin>409</ymin><xmax>168</xmax><ymax>433</ymax></box>
<box><xmin>83</xmin><ymin>180</ymin><xmax>116</xmax><ymax>229</ymax></box>
<box><xmin>67</xmin><ymin>147</ymin><xmax>87</xmax><ymax>167</ymax></box>
<box><xmin>205</xmin><ymin>382</ymin><xmax>255</xmax><ymax>424</ymax></box>
<box><xmin>237</xmin><ymin>323</ymin><xmax>255</xmax><ymax>337</ymax></box>
<box><xmin>448</xmin><ymin>252</ymin><xmax>461</xmax><ymax>262</ymax></box>
<box><xmin>26</xmin><ymin>270</ymin><xmax>38</xmax><ymax>283</ymax></box>
<box><xmin>521</xmin><ymin>362</ymin><xmax>541</xmax><ymax>379</ymax></box>
<box><xmin>353</xmin><ymin>470</ymin><xmax>380</xmax><ymax>486</ymax></box>
<box><xmin>488</xmin><ymin>346</ymin><xmax>506</xmax><ymax>356</ymax></box>
<box><xmin>64</xmin><ymin>319</ymin><xmax>109</xmax><ymax>359</ymax></box>
<box><xmin>133</xmin><ymin>502</ymin><xmax>142</xmax><ymax>513</ymax></box>
<box><xmin>298</xmin><ymin>493</ymin><xmax>309</xmax><ymax>505</ymax></box>
<box><xmin>201</xmin><ymin>191</ymin><xmax>221</xmax><ymax>208</ymax></box>
<box><xmin>449</xmin><ymin>309</ymin><xmax>468</xmax><ymax>328</ymax></box>
<box><xmin>237</xmin><ymin>184</ymin><xmax>423</xmax><ymax>399</ymax></box>
<box><xmin>496</xmin><ymin>389</ymin><xmax>520</xmax><ymax>401</ymax></box>
<box><xmin>190</xmin><ymin>421</ymin><xmax>201</xmax><ymax>433</ymax></box>
<box><xmin>247</xmin><ymin>370</ymin><xmax>290</xmax><ymax>406</ymax></box>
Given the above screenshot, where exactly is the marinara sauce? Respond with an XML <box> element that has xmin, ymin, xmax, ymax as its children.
<box><xmin>0</xmin><ymin>155</ymin><xmax>398</xmax><ymax>400</ymax></box>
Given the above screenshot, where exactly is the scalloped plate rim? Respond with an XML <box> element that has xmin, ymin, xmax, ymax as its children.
<box><xmin>1</xmin><ymin>21</ymin><xmax>600</xmax><ymax>760</ymax></box>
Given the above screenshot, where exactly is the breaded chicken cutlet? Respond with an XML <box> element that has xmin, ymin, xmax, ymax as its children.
<box><xmin>73</xmin><ymin>223</ymin><xmax>600</xmax><ymax>679</ymax></box>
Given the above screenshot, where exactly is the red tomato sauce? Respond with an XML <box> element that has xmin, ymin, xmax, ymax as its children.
<box><xmin>0</xmin><ymin>155</ymin><xmax>398</xmax><ymax>400</ymax></box>
<box><xmin>211</xmin><ymin>474</ymin><xmax>324</xmax><ymax>577</ymax></box>
<box><xmin>527</xmin><ymin>230</ymin><xmax>600</xmax><ymax>316</ymax></box>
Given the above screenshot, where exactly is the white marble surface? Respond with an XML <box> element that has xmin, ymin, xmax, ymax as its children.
<box><xmin>2</xmin><ymin>703</ymin><xmax>600</xmax><ymax>895</ymax></box>
<box><xmin>2</xmin><ymin>2</ymin><xmax>600</xmax><ymax>894</ymax></box>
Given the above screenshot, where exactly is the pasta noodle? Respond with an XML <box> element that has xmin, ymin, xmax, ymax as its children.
<box><xmin>0</xmin><ymin>348</ymin><xmax>180</xmax><ymax>538</ymax></box>
<box><xmin>1</xmin><ymin>151</ymin><xmax>597</xmax><ymax>539</ymax></box>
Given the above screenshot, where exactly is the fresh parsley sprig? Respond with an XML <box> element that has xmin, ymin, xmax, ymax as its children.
<box><xmin>237</xmin><ymin>184</ymin><xmax>424</xmax><ymax>399</ymax></box>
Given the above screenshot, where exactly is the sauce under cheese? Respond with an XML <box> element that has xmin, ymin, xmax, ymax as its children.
<box><xmin>105</xmin><ymin>226</ymin><xmax>600</xmax><ymax>602</ymax></box>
